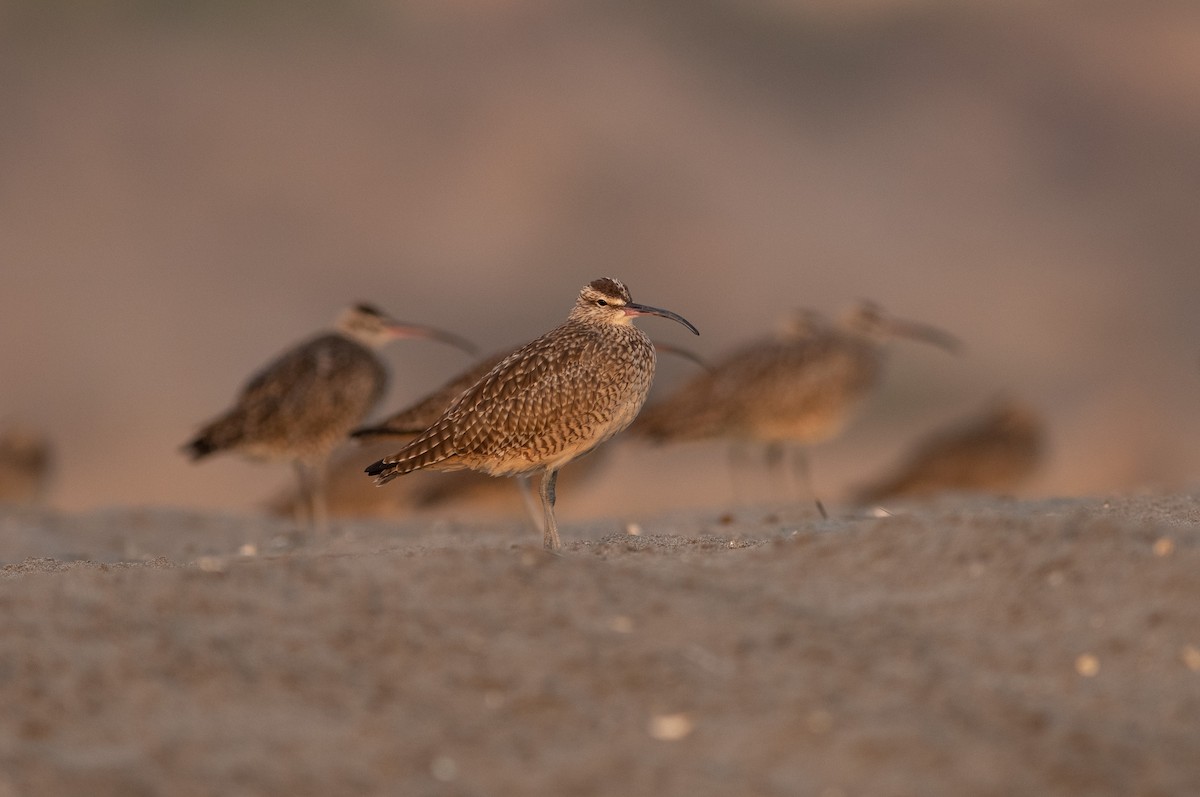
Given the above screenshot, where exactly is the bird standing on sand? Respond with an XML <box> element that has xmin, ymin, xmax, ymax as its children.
<box><xmin>365</xmin><ymin>278</ymin><xmax>699</xmax><ymax>551</ymax></box>
<box><xmin>0</xmin><ymin>427</ymin><xmax>54</xmax><ymax>506</ymax></box>
<box><xmin>183</xmin><ymin>303</ymin><xmax>475</xmax><ymax>530</ymax></box>
<box><xmin>851</xmin><ymin>398</ymin><xmax>1044</xmax><ymax>504</ymax></box>
<box><xmin>351</xmin><ymin>342</ymin><xmax>707</xmax><ymax>521</ymax></box>
<box><xmin>632</xmin><ymin>300</ymin><xmax>958</xmax><ymax>516</ymax></box>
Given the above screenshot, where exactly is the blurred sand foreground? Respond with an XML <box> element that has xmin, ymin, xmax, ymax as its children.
<box><xmin>2</xmin><ymin>494</ymin><xmax>1198</xmax><ymax>795</ymax></box>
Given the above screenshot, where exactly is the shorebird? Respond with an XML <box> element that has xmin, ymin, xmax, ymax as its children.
<box><xmin>183</xmin><ymin>303</ymin><xmax>475</xmax><ymax>530</ymax></box>
<box><xmin>365</xmin><ymin>277</ymin><xmax>699</xmax><ymax>550</ymax></box>
<box><xmin>347</xmin><ymin>342</ymin><xmax>704</xmax><ymax>522</ymax></box>
<box><xmin>851</xmin><ymin>398</ymin><xmax>1044</xmax><ymax>504</ymax></box>
<box><xmin>0</xmin><ymin>427</ymin><xmax>53</xmax><ymax>506</ymax></box>
<box><xmin>632</xmin><ymin>300</ymin><xmax>958</xmax><ymax>516</ymax></box>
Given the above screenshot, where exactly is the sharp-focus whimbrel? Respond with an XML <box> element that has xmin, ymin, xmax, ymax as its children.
<box><xmin>365</xmin><ymin>277</ymin><xmax>699</xmax><ymax>550</ymax></box>
<box><xmin>183</xmin><ymin>303</ymin><xmax>475</xmax><ymax>530</ymax></box>
<box><xmin>632</xmin><ymin>300</ymin><xmax>958</xmax><ymax>516</ymax></box>
<box><xmin>851</xmin><ymin>398</ymin><xmax>1044</xmax><ymax>504</ymax></box>
<box><xmin>349</xmin><ymin>341</ymin><xmax>706</xmax><ymax>522</ymax></box>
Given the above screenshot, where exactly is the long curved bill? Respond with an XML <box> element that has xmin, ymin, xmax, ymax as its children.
<box><xmin>652</xmin><ymin>341</ymin><xmax>712</xmax><ymax>372</ymax></box>
<box><xmin>386</xmin><ymin>322</ymin><xmax>479</xmax><ymax>356</ymax></box>
<box><xmin>624</xmin><ymin>302</ymin><xmax>700</xmax><ymax>336</ymax></box>
<box><xmin>882</xmin><ymin>318</ymin><xmax>961</xmax><ymax>354</ymax></box>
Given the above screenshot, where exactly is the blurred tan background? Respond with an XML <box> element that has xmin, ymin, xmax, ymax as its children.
<box><xmin>2</xmin><ymin>0</ymin><xmax>1198</xmax><ymax>516</ymax></box>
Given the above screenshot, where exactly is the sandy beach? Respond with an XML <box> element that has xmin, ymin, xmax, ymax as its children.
<box><xmin>3</xmin><ymin>494</ymin><xmax>1198</xmax><ymax>795</ymax></box>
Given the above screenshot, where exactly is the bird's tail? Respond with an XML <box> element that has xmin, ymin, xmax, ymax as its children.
<box><xmin>364</xmin><ymin>422</ymin><xmax>458</xmax><ymax>485</ymax></box>
<box><xmin>181</xmin><ymin>413</ymin><xmax>242</xmax><ymax>461</ymax></box>
<box><xmin>182</xmin><ymin>434</ymin><xmax>218</xmax><ymax>460</ymax></box>
<box><xmin>364</xmin><ymin>456</ymin><xmax>406</xmax><ymax>484</ymax></box>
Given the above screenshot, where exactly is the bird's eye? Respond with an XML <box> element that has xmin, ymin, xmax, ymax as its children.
<box><xmin>596</xmin><ymin>299</ymin><xmax>608</xmax><ymax>306</ymax></box>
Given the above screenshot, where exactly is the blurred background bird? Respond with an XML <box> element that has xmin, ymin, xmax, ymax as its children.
<box><xmin>632</xmin><ymin>300</ymin><xmax>959</xmax><ymax>515</ymax></box>
<box><xmin>0</xmin><ymin>427</ymin><xmax>54</xmax><ymax>507</ymax></box>
<box><xmin>850</xmin><ymin>397</ymin><xmax>1045</xmax><ymax>505</ymax></box>
<box><xmin>183</xmin><ymin>303</ymin><xmax>475</xmax><ymax>531</ymax></box>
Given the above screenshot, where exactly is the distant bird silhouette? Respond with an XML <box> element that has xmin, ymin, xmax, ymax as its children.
<box><xmin>632</xmin><ymin>301</ymin><xmax>959</xmax><ymax>516</ymax></box>
<box><xmin>851</xmin><ymin>398</ymin><xmax>1044</xmax><ymax>504</ymax></box>
<box><xmin>0</xmin><ymin>427</ymin><xmax>54</xmax><ymax>506</ymax></box>
<box><xmin>184</xmin><ymin>303</ymin><xmax>475</xmax><ymax>530</ymax></box>
<box><xmin>365</xmin><ymin>278</ymin><xmax>698</xmax><ymax>550</ymax></box>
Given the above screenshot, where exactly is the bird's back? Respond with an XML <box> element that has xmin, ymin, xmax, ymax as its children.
<box><xmin>354</xmin><ymin>351</ymin><xmax>509</xmax><ymax>439</ymax></box>
<box><xmin>369</xmin><ymin>319</ymin><xmax>655</xmax><ymax>481</ymax></box>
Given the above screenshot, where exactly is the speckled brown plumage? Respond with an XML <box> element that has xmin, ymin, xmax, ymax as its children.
<box><xmin>366</xmin><ymin>278</ymin><xmax>698</xmax><ymax>550</ymax></box>
<box><xmin>184</xmin><ymin>303</ymin><xmax>474</xmax><ymax>530</ymax></box>
<box><xmin>389</xmin><ymin>322</ymin><xmax>653</xmax><ymax>475</ymax></box>
<box><xmin>187</xmin><ymin>333</ymin><xmax>390</xmax><ymax>464</ymax></box>
<box><xmin>851</xmin><ymin>399</ymin><xmax>1044</xmax><ymax>504</ymax></box>
<box><xmin>355</xmin><ymin>342</ymin><xmax>708</xmax><ymax>443</ymax></box>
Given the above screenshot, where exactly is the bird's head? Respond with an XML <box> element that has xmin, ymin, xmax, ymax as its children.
<box><xmin>569</xmin><ymin>278</ymin><xmax>699</xmax><ymax>336</ymax></box>
<box><xmin>841</xmin><ymin>300</ymin><xmax>959</xmax><ymax>353</ymax></box>
<box><xmin>337</xmin><ymin>303</ymin><xmax>477</xmax><ymax>354</ymax></box>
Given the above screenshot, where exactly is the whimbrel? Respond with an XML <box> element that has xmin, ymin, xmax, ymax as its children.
<box><xmin>632</xmin><ymin>300</ymin><xmax>958</xmax><ymax>515</ymax></box>
<box><xmin>183</xmin><ymin>303</ymin><xmax>475</xmax><ymax>530</ymax></box>
<box><xmin>0</xmin><ymin>427</ymin><xmax>53</xmax><ymax>506</ymax></box>
<box><xmin>365</xmin><ymin>277</ymin><xmax>699</xmax><ymax>550</ymax></box>
<box><xmin>851</xmin><ymin>398</ymin><xmax>1044</xmax><ymax>504</ymax></box>
<box><xmin>348</xmin><ymin>342</ymin><xmax>705</xmax><ymax>522</ymax></box>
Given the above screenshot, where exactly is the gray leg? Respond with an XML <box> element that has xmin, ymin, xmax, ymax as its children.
<box><xmin>764</xmin><ymin>440</ymin><xmax>784</xmax><ymax>472</ymax></box>
<box><xmin>727</xmin><ymin>440</ymin><xmax>755</xmax><ymax>504</ymax></box>
<box><xmin>763</xmin><ymin>440</ymin><xmax>788</xmax><ymax>500</ymax></box>
<box><xmin>310</xmin><ymin>459</ymin><xmax>330</xmax><ymax>534</ymax></box>
<box><xmin>293</xmin><ymin>460</ymin><xmax>331</xmax><ymax>533</ymax></box>
<box><xmin>292</xmin><ymin>461</ymin><xmax>314</xmax><ymax>530</ymax></box>
<box><xmin>538</xmin><ymin>469</ymin><xmax>562</xmax><ymax>551</ymax></box>
<box><xmin>790</xmin><ymin>446</ymin><xmax>828</xmax><ymax>519</ymax></box>
<box><xmin>516</xmin><ymin>475</ymin><xmax>544</xmax><ymax>535</ymax></box>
